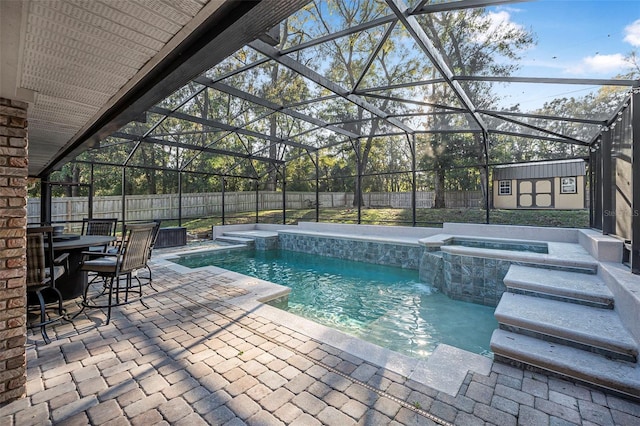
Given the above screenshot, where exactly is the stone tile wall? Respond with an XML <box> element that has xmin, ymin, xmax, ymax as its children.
<box><xmin>253</xmin><ymin>236</ymin><xmax>279</xmax><ymax>251</ymax></box>
<box><xmin>278</xmin><ymin>233</ymin><xmax>422</xmax><ymax>269</ymax></box>
<box><xmin>442</xmin><ymin>253</ymin><xmax>509</xmax><ymax>307</ymax></box>
<box><xmin>0</xmin><ymin>98</ymin><xmax>29</xmax><ymax>405</ymax></box>
<box><xmin>419</xmin><ymin>250</ymin><xmax>443</xmax><ymax>288</ymax></box>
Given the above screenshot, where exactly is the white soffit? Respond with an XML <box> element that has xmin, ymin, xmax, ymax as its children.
<box><xmin>7</xmin><ymin>0</ymin><xmax>214</xmax><ymax>175</ymax></box>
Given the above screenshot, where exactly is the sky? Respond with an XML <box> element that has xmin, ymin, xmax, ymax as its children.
<box><xmin>486</xmin><ymin>0</ymin><xmax>640</xmax><ymax>110</ymax></box>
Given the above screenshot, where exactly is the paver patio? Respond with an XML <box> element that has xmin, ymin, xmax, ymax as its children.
<box><xmin>2</xmin><ymin>258</ymin><xmax>639</xmax><ymax>425</ymax></box>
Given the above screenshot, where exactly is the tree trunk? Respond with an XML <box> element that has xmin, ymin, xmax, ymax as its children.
<box><xmin>147</xmin><ymin>149</ymin><xmax>157</xmax><ymax>194</ymax></box>
<box><xmin>434</xmin><ymin>164</ymin><xmax>446</xmax><ymax>208</ymax></box>
<box><xmin>478</xmin><ymin>166</ymin><xmax>488</xmax><ymax>209</ymax></box>
<box><xmin>266</xmin><ymin>114</ymin><xmax>278</xmax><ymax>191</ymax></box>
<box><xmin>476</xmin><ymin>134</ymin><xmax>488</xmax><ymax>209</ymax></box>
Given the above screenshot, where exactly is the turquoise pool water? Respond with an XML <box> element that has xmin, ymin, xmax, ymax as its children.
<box><xmin>174</xmin><ymin>249</ymin><xmax>497</xmax><ymax>358</ymax></box>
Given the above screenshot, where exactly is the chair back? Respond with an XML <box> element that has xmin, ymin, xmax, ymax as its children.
<box><xmin>148</xmin><ymin>220</ymin><xmax>162</xmax><ymax>259</ymax></box>
<box><xmin>120</xmin><ymin>223</ymin><xmax>156</xmax><ymax>273</ymax></box>
<box><xmin>82</xmin><ymin>218</ymin><xmax>118</xmax><ymax>237</ymax></box>
<box><xmin>26</xmin><ymin>227</ymin><xmax>55</xmax><ymax>287</ymax></box>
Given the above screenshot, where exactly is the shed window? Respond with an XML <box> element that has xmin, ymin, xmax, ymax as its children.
<box><xmin>498</xmin><ymin>180</ymin><xmax>511</xmax><ymax>195</ymax></box>
<box><xmin>560</xmin><ymin>177</ymin><xmax>577</xmax><ymax>194</ymax></box>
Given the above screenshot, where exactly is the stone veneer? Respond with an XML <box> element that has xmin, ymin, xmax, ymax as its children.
<box><xmin>0</xmin><ymin>98</ymin><xmax>28</xmax><ymax>405</ymax></box>
<box><xmin>278</xmin><ymin>232</ymin><xmax>423</xmax><ymax>269</ymax></box>
<box><xmin>253</xmin><ymin>235</ymin><xmax>279</xmax><ymax>251</ymax></box>
<box><xmin>441</xmin><ymin>252</ymin><xmax>509</xmax><ymax>307</ymax></box>
<box><xmin>420</xmin><ymin>248</ymin><xmax>509</xmax><ymax>307</ymax></box>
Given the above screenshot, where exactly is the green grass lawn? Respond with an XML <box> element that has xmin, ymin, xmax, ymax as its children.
<box><xmin>162</xmin><ymin>207</ymin><xmax>590</xmax><ymax>235</ymax></box>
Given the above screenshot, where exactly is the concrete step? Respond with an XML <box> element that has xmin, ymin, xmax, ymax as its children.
<box><xmin>495</xmin><ymin>293</ymin><xmax>637</xmax><ymax>362</ymax></box>
<box><xmin>504</xmin><ymin>265</ymin><xmax>614</xmax><ymax>308</ymax></box>
<box><xmin>491</xmin><ymin>329</ymin><xmax>640</xmax><ymax>400</ymax></box>
<box><xmin>215</xmin><ymin>236</ymin><xmax>255</xmax><ymax>245</ymax></box>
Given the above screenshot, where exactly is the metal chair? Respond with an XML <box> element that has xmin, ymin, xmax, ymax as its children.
<box><xmin>26</xmin><ymin>227</ymin><xmax>69</xmax><ymax>343</ymax></box>
<box><xmin>81</xmin><ymin>218</ymin><xmax>118</xmax><ymax>253</ymax></box>
<box><xmin>136</xmin><ymin>219</ymin><xmax>161</xmax><ymax>291</ymax></box>
<box><xmin>78</xmin><ymin>223</ymin><xmax>156</xmax><ymax>324</ymax></box>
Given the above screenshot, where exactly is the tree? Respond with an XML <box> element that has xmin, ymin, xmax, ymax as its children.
<box><xmin>418</xmin><ymin>8</ymin><xmax>534</xmax><ymax>207</ymax></box>
<box><xmin>298</xmin><ymin>0</ymin><xmax>429</xmax><ymax>206</ymax></box>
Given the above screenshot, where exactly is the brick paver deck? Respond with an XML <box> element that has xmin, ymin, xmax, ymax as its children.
<box><xmin>1</xmin><ymin>260</ymin><xmax>639</xmax><ymax>425</ymax></box>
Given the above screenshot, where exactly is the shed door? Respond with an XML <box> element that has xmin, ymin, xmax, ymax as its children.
<box><xmin>518</xmin><ymin>179</ymin><xmax>554</xmax><ymax>208</ymax></box>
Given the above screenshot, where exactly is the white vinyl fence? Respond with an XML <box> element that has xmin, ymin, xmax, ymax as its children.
<box><xmin>27</xmin><ymin>190</ymin><xmax>483</xmax><ymax>224</ymax></box>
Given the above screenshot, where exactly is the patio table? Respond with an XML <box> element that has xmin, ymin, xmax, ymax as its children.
<box><xmin>47</xmin><ymin>235</ymin><xmax>116</xmax><ymax>300</ymax></box>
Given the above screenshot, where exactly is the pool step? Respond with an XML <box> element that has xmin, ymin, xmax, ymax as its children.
<box><xmin>504</xmin><ymin>265</ymin><xmax>614</xmax><ymax>308</ymax></box>
<box><xmin>491</xmin><ymin>329</ymin><xmax>640</xmax><ymax>400</ymax></box>
<box><xmin>215</xmin><ymin>236</ymin><xmax>255</xmax><ymax>246</ymax></box>
<box><xmin>495</xmin><ymin>293</ymin><xmax>637</xmax><ymax>362</ymax></box>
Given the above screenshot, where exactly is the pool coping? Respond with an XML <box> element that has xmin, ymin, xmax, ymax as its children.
<box><xmin>419</xmin><ymin>233</ymin><xmax>598</xmax><ymax>271</ymax></box>
<box><xmin>153</xmin><ymin>246</ymin><xmax>493</xmax><ymax>396</ymax></box>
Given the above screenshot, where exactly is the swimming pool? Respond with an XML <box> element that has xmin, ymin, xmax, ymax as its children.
<box><xmin>174</xmin><ymin>249</ymin><xmax>497</xmax><ymax>359</ymax></box>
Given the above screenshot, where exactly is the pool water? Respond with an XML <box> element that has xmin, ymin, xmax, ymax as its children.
<box><xmin>175</xmin><ymin>249</ymin><xmax>497</xmax><ymax>359</ymax></box>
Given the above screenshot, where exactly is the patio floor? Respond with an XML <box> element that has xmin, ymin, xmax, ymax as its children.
<box><xmin>2</xmin><ymin>257</ymin><xmax>640</xmax><ymax>425</ymax></box>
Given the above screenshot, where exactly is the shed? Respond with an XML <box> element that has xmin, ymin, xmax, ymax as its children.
<box><xmin>492</xmin><ymin>159</ymin><xmax>586</xmax><ymax>209</ymax></box>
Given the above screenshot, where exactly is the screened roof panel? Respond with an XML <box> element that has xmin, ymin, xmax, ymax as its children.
<box><xmin>155</xmin><ymin>82</ymin><xmax>207</xmax><ymax>111</ymax></box>
<box><xmin>79</xmin><ymin>135</ymin><xmax>140</xmax><ymax>165</ymax></box>
<box><xmin>489</xmin><ymin>134</ymin><xmax>589</xmax><ymax>164</ymax></box>
<box><xmin>360</xmin><ymin>83</ymin><xmax>467</xmax><ymax>112</ymax></box>
<box><xmin>85</xmin><ymin>0</ymin><xmax>637</xmax><ymax>176</ymax></box>
<box><xmin>116</xmin><ymin>112</ymin><xmax>169</xmax><ymax>137</ymax></box>
<box><xmin>285</xmin><ymin>23</ymin><xmax>392</xmax><ymax>91</ymax></box>
<box><xmin>216</xmin><ymin>60</ymin><xmax>325</xmax><ymax>106</ymax></box>
<box><xmin>406</xmin><ymin>112</ymin><xmax>482</xmax><ymax>132</ymax></box>
<box><xmin>291</xmin><ymin>127</ymin><xmax>346</xmax><ymax>149</ymax></box>
<box><xmin>201</xmin><ymin>46</ymin><xmax>267</xmax><ymax>81</ymax></box>
<box><xmin>355</xmin><ymin>22</ymin><xmax>438</xmax><ymax>91</ymax></box>
<box><xmin>480</xmin><ymin>113</ymin><xmax>604</xmax><ymax>143</ymax></box>
<box><xmin>483</xmin><ymin>116</ymin><xmax>592</xmax><ymax>146</ymax></box>
<box><xmin>296</xmin><ymin>0</ymin><xmax>394</xmax><ymax>41</ymax></box>
<box><xmin>468</xmin><ymin>81</ymin><xmax>633</xmax><ymax>119</ymax></box>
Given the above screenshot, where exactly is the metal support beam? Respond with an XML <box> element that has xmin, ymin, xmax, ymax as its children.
<box><xmin>483</xmin><ymin>131</ymin><xmax>490</xmax><ymax>224</ymax></box>
<box><xmin>121</xmin><ymin>167</ymin><xmax>126</xmax><ymax>225</ymax></box>
<box><xmin>178</xmin><ymin>172</ymin><xmax>183</xmax><ymax>227</ymax></box>
<box><xmin>477</xmin><ymin>109</ymin><xmax>606</xmax><ymax>126</ymax></box>
<box><xmin>315</xmin><ymin>151</ymin><xmax>320</xmax><ymax>222</ymax></box>
<box><xmin>353</xmin><ymin>20</ymin><xmax>397</xmax><ymax>92</ymax></box>
<box><xmin>281</xmin><ymin>15</ymin><xmax>397</xmax><ymax>55</ymax></box>
<box><xmin>601</xmin><ymin>130</ymin><xmax>614</xmax><ymax>234</ymax></box>
<box><xmin>408</xmin><ymin>134</ymin><xmax>417</xmax><ymax>226</ymax></box>
<box><xmin>589</xmin><ymin>145</ymin><xmax>600</xmax><ymax>229</ymax></box>
<box><xmin>455</xmin><ymin>75</ymin><xmax>639</xmax><ymax>87</ymax></box>
<box><xmin>385</xmin><ymin>0</ymin><xmax>487</xmax><ymax>132</ymax></box>
<box><xmin>490</xmin><ymin>130</ymin><xmax>584</xmax><ymax>145</ymax></box>
<box><xmin>150</xmin><ymin>106</ymin><xmax>312</xmax><ymax>150</ymax></box>
<box><xmin>112</xmin><ymin>132</ymin><xmax>282</xmax><ymax>165</ymax></box>
<box><xmin>631</xmin><ymin>90</ymin><xmax>640</xmax><ymax>274</ymax></box>
<box><xmin>250</xmin><ymin>40</ymin><xmax>415</xmax><ymax>134</ymax></box>
<box><xmin>414</xmin><ymin>0</ymin><xmax>528</xmax><ymax>14</ymax></box>
<box><xmin>40</xmin><ymin>176</ymin><xmax>51</xmax><ymax>225</ymax></box>
<box><xmin>89</xmin><ymin>165</ymin><xmax>94</xmax><ymax>219</ymax></box>
<box><xmin>480</xmin><ymin>111</ymin><xmax>589</xmax><ymax>146</ymax></box>
<box><xmin>282</xmin><ymin>165</ymin><xmax>287</xmax><ymax>225</ymax></box>
<box><xmin>255</xmin><ymin>180</ymin><xmax>259</xmax><ymax>224</ymax></box>
<box><xmin>198</xmin><ymin>79</ymin><xmax>360</xmax><ymax>139</ymax></box>
<box><xmin>221</xmin><ymin>177</ymin><xmax>226</xmax><ymax>226</ymax></box>
<box><xmin>73</xmin><ymin>159</ymin><xmax>256</xmax><ymax>180</ymax></box>
<box><xmin>353</xmin><ymin>139</ymin><xmax>362</xmax><ymax>224</ymax></box>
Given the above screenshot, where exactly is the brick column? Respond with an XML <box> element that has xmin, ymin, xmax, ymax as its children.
<box><xmin>0</xmin><ymin>97</ymin><xmax>28</xmax><ymax>405</ymax></box>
